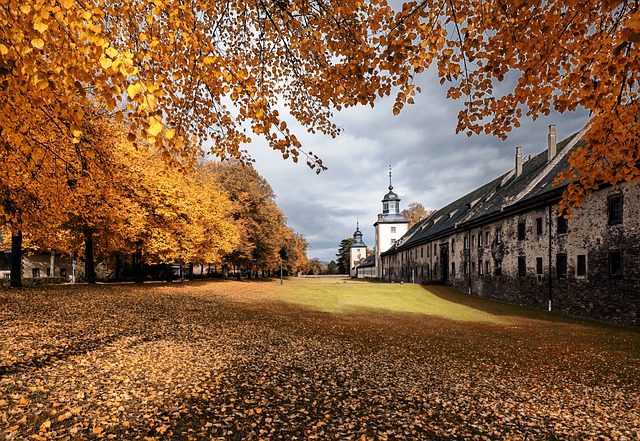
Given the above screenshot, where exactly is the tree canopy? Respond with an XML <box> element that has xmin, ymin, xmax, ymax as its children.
<box><xmin>1</xmin><ymin>0</ymin><xmax>637</xmax><ymax>220</ymax></box>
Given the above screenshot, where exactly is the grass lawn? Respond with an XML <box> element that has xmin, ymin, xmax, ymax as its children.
<box><xmin>1</xmin><ymin>278</ymin><xmax>639</xmax><ymax>440</ymax></box>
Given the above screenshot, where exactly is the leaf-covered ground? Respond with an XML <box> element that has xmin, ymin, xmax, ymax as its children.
<box><xmin>1</xmin><ymin>279</ymin><xmax>639</xmax><ymax>440</ymax></box>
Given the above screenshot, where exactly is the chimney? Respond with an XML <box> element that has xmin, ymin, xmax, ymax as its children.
<box><xmin>547</xmin><ymin>124</ymin><xmax>557</xmax><ymax>161</ymax></box>
<box><xmin>515</xmin><ymin>146</ymin><xmax>523</xmax><ymax>177</ymax></box>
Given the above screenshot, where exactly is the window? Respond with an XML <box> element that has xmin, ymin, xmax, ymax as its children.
<box><xmin>495</xmin><ymin>260</ymin><xmax>503</xmax><ymax>276</ymax></box>
<box><xmin>46</xmin><ymin>267</ymin><xmax>51</xmax><ymax>277</ymax></box>
<box><xmin>32</xmin><ymin>268</ymin><xmax>40</xmax><ymax>278</ymax></box>
<box><xmin>485</xmin><ymin>231</ymin><xmax>490</xmax><ymax>246</ymax></box>
<box><xmin>608</xmin><ymin>194</ymin><xmax>623</xmax><ymax>225</ymax></box>
<box><xmin>485</xmin><ymin>260</ymin><xmax>490</xmax><ymax>275</ymax></box>
<box><xmin>390</xmin><ymin>226</ymin><xmax>396</xmax><ymax>233</ymax></box>
<box><xmin>536</xmin><ymin>257</ymin><xmax>543</xmax><ymax>275</ymax></box>
<box><xmin>518</xmin><ymin>256</ymin><xmax>526</xmax><ymax>278</ymax></box>
<box><xmin>496</xmin><ymin>228</ymin><xmax>502</xmax><ymax>244</ymax></box>
<box><xmin>609</xmin><ymin>251</ymin><xmax>623</xmax><ymax>279</ymax></box>
<box><xmin>472</xmin><ymin>235</ymin><xmax>476</xmax><ymax>248</ymax></box>
<box><xmin>463</xmin><ymin>260</ymin><xmax>468</xmax><ymax>275</ymax></box>
<box><xmin>451</xmin><ymin>239</ymin><xmax>455</xmax><ymax>254</ymax></box>
<box><xmin>556</xmin><ymin>254</ymin><xmax>567</xmax><ymax>278</ymax></box>
<box><xmin>478</xmin><ymin>232</ymin><xmax>483</xmax><ymax>248</ymax></box>
<box><xmin>421</xmin><ymin>247</ymin><xmax>423</xmax><ymax>258</ymax></box>
<box><xmin>577</xmin><ymin>254</ymin><xmax>587</xmax><ymax>277</ymax></box>
<box><xmin>391</xmin><ymin>238</ymin><xmax>396</xmax><ymax>246</ymax></box>
<box><xmin>451</xmin><ymin>262</ymin><xmax>456</xmax><ymax>276</ymax></box>
<box><xmin>536</xmin><ymin>217</ymin><xmax>544</xmax><ymax>236</ymax></box>
<box><xmin>60</xmin><ymin>268</ymin><xmax>67</xmax><ymax>278</ymax></box>
<box><xmin>518</xmin><ymin>221</ymin><xmax>526</xmax><ymax>241</ymax></box>
<box><xmin>464</xmin><ymin>236</ymin><xmax>469</xmax><ymax>250</ymax></box>
<box><xmin>426</xmin><ymin>264</ymin><xmax>430</xmax><ymax>278</ymax></box>
<box><xmin>557</xmin><ymin>216</ymin><xmax>568</xmax><ymax>235</ymax></box>
<box><xmin>472</xmin><ymin>261</ymin><xmax>476</xmax><ymax>274</ymax></box>
<box><xmin>478</xmin><ymin>259</ymin><xmax>483</xmax><ymax>275</ymax></box>
<box><xmin>434</xmin><ymin>244</ymin><xmax>437</xmax><ymax>255</ymax></box>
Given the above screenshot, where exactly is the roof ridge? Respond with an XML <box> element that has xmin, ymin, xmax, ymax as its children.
<box><xmin>510</xmin><ymin>126</ymin><xmax>588</xmax><ymax>205</ymax></box>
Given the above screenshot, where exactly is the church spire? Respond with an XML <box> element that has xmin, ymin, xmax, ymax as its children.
<box><xmin>382</xmin><ymin>166</ymin><xmax>400</xmax><ymax>215</ymax></box>
<box><xmin>388</xmin><ymin>165</ymin><xmax>393</xmax><ymax>190</ymax></box>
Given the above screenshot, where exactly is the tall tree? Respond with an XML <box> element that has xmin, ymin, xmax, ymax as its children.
<box><xmin>402</xmin><ymin>202</ymin><xmax>433</xmax><ymax>228</ymax></box>
<box><xmin>2</xmin><ymin>0</ymin><xmax>637</xmax><ymax>215</ymax></box>
<box><xmin>336</xmin><ymin>237</ymin><xmax>354</xmax><ymax>275</ymax></box>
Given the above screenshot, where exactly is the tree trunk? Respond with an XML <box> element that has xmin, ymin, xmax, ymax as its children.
<box><xmin>84</xmin><ymin>229</ymin><xmax>96</xmax><ymax>284</ymax></box>
<box><xmin>10</xmin><ymin>230</ymin><xmax>22</xmax><ymax>287</ymax></box>
<box><xmin>114</xmin><ymin>253</ymin><xmax>122</xmax><ymax>281</ymax></box>
<box><xmin>165</xmin><ymin>263</ymin><xmax>173</xmax><ymax>283</ymax></box>
<box><xmin>134</xmin><ymin>249</ymin><xmax>144</xmax><ymax>283</ymax></box>
<box><xmin>188</xmin><ymin>262</ymin><xmax>194</xmax><ymax>281</ymax></box>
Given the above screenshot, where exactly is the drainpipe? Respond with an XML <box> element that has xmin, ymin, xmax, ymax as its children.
<box><xmin>548</xmin><ymin>203</ymin><xmax>553</xmax><ymax>311</ymax></box>
<box><xmin>467</xmin><ymin>230</ymin><xmax>472</xmax><ymax>295</ymax></box>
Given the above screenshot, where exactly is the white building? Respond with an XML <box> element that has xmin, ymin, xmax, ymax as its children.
<box><xmin>373</xmin><ymin>168</ymin><xmax>409</xmax><ymax>278</ymax></box>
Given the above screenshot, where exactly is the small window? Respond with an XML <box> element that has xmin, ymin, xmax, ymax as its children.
<box><xmin>472</xmin><ymin>235</ymin><xmax>476</xmax><ymax>248</ymax></box>
<box><xmin>32</xmin><ymin>268</ymin><xmax>40</xmax><ymax>278</ymax></box>
<box><xmin>451</xmin><ymin>262</ymin><xmax>456</xmax><ymax>276</ymax></box>
<box><xmin>496</xmin><ymin>228</ymin><xmax>502</xmax><ymax>244</ymax></box>
<box><xmin>427</xmin><ymin>246</ymin><xmax>430</xmax><ymax>258</ymax></box>
<box><xmin>478</xmin><ymin>232</ymin><xmax>483</xmax><ymax>248</ymax></box>
<box><xmin>464</xmin><ymin>236</ymin><xmax>469</xmax><ymax>250</ymax></box>
<box><xmin>577</xmin><ymin>254</ymin><xmax>587</xmax><ymax>277</ymax></box>
<box><xmin>536</xmin><ymin>257</ymin><xmax>543</xmax><ymax>275</ymax></box>
<box><xmin>536</xmin><ymin>217</ymin><xmax>544</xmax><ymax>236</ymax></box>
<box><xmin>518</xmin><ymin>221</ymin><xmax>526</xmax><ymax>241</ymax></box>
<box><xmin>434</xmin><ymin>244</ymin><xmax>437</xmax><ymax>255</ymax></box>
<box><xmin>478</xmin><ymin>260</ymin><xmax>483</xmax><ymax>275</ymax></box>
<box><xmin>451</xmin><ymin>239</ymin><xmax>455</xmax><ymax>254</ymax></box>
<box><xmin>609</xmin><ymin>251</ymin><xmax>623</xmax><ymax>279</ymax></box>
<box><xmin>557</xmin><ymin>216</ymin><xmax>568</xmax><ymax>235</ymax></box>
<box><xmin>463</xmin><ymin>260</ymin><xmax>468</xmax><ymax>275</ymax></box>
<box><xmin>60</xmin><ymin>268</ymin><xmax>67</xmax><ymax>278</ymax></box>
<box><xmin>421</xmin><ymin>247</ymin><xmax>423</xmax><ymax>258</ymax></box>
<box><xmin>472</xmin><ymin>261</ymin><xmax>476</xmax><ymax>274</ymax></box>
<box><xmin>495</xmin><ymin>260</ymin><xmax>503</xmax><ymax>276</ymax></box>
<box><xmin>608</xmin><ymin>194</ymin><xmax>623</xmax><ymax>225</ymax></box>
<box><xmin>390</xmin><ymin>226</ymin><xmax>396</xmax><ymax>233</ymax></box>
<box><xmin>518</xmin><ymin>256</ymin><xmax>526</xmax><ymax>278</ymax></box>
<box><xmin>485</xmin><ymin>260</ymin><xmax>490</xmax><ymax>275</ymax></box>
<box><xmin>485</xmin><ymin>231</ymin><xmax>490</xmax><ymax>246</ymax></box>
<box><xmin>556</xmin><ymin>253</ymin><xmax>567</xmax><ymax>278</ymax></box>
<box><xmin>391</xmin><ymin>238</ymin><xmax>396</xmax><ymax>246</ymax></box>
<box><xmin>46</xmin><ymin>267</ymin><xmax>51</xmax><ymax>277</ymax></box>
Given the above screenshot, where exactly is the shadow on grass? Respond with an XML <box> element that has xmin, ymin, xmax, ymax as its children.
<box><xmin>420</xmin><ymin>284</ymin><xmax>633</xmax><ymax>330</ymax></box>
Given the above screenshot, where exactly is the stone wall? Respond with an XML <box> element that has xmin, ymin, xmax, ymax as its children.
<box><xmin>382</xmin><ymin>182</ymin><xmax>640</xmax><ymax>327</ymax></box>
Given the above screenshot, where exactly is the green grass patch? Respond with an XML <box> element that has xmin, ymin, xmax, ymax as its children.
<box><xmin>262</xmin><ymin>278</ymin><xmax>513</xmax><ymax>324</ymax></box>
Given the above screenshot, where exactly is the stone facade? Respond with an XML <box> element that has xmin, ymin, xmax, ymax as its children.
<box><xmin>381</xmin><ymin>127</ymin><xmax>639</xmax><ymax>327</ymax></box>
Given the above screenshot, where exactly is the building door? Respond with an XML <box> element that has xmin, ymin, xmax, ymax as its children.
<box><xmin>440</xmin><ymin>244</ymin><xmax>449</xmax><ymax>282</ymax></box>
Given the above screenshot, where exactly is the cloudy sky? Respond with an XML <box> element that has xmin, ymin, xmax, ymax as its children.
<box><xmin>244</xmin><ymin>70</ymin><xmax>589</xmax><ymax>263</ymax></box>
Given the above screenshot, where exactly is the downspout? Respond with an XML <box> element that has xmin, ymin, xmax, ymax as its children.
<box><xmin>548</xmin><ymin>203</ymin><xmax>553</xmax><ymax>311</ymax></box>
<box><xmin>467</xmin><ymin>230</ymin><xmax>472</xmax><ymax>295</ymax></box>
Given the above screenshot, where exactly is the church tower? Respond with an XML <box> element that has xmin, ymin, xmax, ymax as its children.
<box><xmin>374</xmin><ymin>166</ymin><xmax>409</xmax><ymax>278</ymax></box>
<box><xmin>349</xmin><ymin>219</ymin><xmax>367</xmax><ymax>278</ymax></box>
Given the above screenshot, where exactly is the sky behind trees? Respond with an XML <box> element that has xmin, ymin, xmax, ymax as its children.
<box><xmin>245</xmin><ymin>70</ymin><xmax>589</xmax><ymax>262</ymax></box>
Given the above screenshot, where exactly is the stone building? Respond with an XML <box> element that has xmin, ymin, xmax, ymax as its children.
<box><xmin>380</xmin><ymin>125</ymin><xmax>639</xmax><ymax>327</ymax></box>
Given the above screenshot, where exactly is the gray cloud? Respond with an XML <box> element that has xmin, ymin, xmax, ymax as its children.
<box><xmin>246</xmin><ymin>70</ymin><xmax>589</xmax><ymax>262</ymax></box>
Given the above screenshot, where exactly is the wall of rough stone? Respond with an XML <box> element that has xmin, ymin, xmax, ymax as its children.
<box><xmin>382</xmin><ymin>182</ymin><xmax>640</xmax><ymax>326</ymax></box>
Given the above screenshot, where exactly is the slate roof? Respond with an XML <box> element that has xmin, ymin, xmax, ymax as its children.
<box><xmin>356</xmin><ymin>254</ymin><xmax>376</xmax><ymax>268</ymax></box>
<box><xmin>383</xmin><ymin>129</ymin><xmax>586</xmax><ymax>255</ymax></box>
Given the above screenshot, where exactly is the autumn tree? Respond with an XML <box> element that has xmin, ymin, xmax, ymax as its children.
<box><xmin>402</xmin><ymin>202</ymin><xmax>433</xmax><ymax>228</ymax></box>
<box><xmin>306</xmin><ymin>257</ymin><xmax>327</xmax><ymax>276</ymax></box>
<box><xmin>208</xmin><ymin>160</ymin><xmax>292</xmax><ymax>277</ymax></box>
<box><xmin>280</xmin><ymin>232</ymin><xmax>309</xmax><ymax>276</ymax></box>
<box><xmin>2</xmin><ymin>0</ymin><xmax>637</xmax><ymax>221</ymax></box>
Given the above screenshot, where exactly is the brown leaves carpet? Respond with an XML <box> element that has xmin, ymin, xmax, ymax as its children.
<box><xmin>1</xmin><ymin>281</ymin><xmax>639</xmax><ymax>440</ymax></box>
